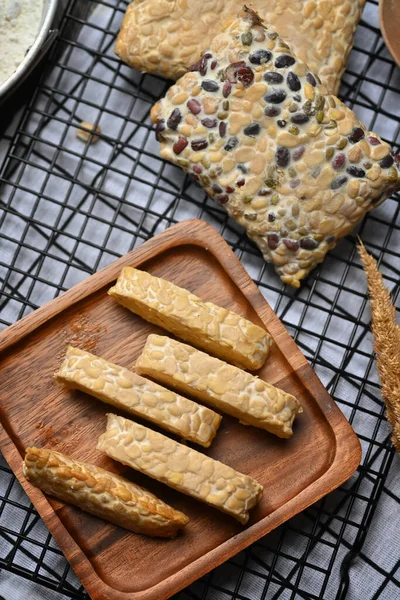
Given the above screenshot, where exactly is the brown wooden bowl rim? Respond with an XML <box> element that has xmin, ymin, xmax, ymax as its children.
<box><xmin>379</xmin><ymin>0</ymin><xmax>400</xmax><ymax>69</ymax></box>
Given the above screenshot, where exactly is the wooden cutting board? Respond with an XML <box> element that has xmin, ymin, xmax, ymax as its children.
<box><xmin>0</xmin><ymin>219</ymin><xmax>361</xmax><ymax>600</ymax></box>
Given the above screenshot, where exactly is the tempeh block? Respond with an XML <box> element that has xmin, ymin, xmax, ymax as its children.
<box><xmin>136</xmin><ymin>335</ymin><xmax>301</xmax><ymax>438</ymax></box>
<box><xmin>97</xmin><ymin>414</ymin><xmax>263</xmax><ymax>524</ymax></box>
<box><xmin>23</xmin><ymin>447</ymin><xmax>189</xmax><ymax>538</ymax></box>
<box><xmin>108</xmin><ymin>267</ymin><xmax>272</xmax><ymax>370</ymax></box>
<box><xmin>115</xmin><ymin>0</ymin><xmax>365</xmax><ymax>94</ymax></box>
<box><xmin>56</xmin><ymin>346</ymin><xmax>221</xmax><ymax>448</ymax></box>
<box><xmin>151</xmin><ymin>8</ymin><xmax>400</xmax><ymax>288</ymax></box>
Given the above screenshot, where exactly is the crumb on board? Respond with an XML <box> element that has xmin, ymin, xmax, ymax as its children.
<box><xmin>34</xmin><ymin>420</ymin><xmax>78</xmax><ymax>452</ymax></box>
<box><xmin>54</xmin><ymin>313</ymin><xmax>106</xmax><ymax>368</ymax></box>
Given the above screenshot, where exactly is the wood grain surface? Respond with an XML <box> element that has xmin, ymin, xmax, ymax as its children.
<box><xmin>379</xmin><ymin>0</ymin><xmax>400</xmax><ymax>69</ymax></box>
<box><xmin>0</xmin><ymin>219</ymin><xmax>361</xmax><ymax>600</ymax></box>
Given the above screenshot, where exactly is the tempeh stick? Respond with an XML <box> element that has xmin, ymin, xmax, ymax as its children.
<box><xmin>136</xmin><ymin>335</ymin><xmax>301</xmax><ymax>438</ymax></box>
<box><xmin>108</xmin><ymin>267</ymin><xmax>272</xmax><ymax>371</ymax></box>
<box><xmin>97</xmin><ymin>414</ymin><xmax>263</xmax><ymax>524</ymax></box>
<box><xmin>56</xmin><ymin>346</ymin><xmax>221</xmax><ymax>448</ymax></box>
<box><xmin>23</xmin><ymin>447</ymin><xmax>189</xmax><ymax>538</ymax></box>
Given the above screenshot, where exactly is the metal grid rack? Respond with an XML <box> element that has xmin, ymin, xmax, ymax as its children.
<box><xmin>0</xmin><ymin>0</ymin><xmax>399</xmax><ymax>598</ymax></box>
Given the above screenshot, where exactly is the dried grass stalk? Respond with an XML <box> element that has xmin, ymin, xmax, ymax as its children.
<box><xmin>358</xmin><ymin>242</ymin><xmax>400</xmax><ymax>453</ymax></box>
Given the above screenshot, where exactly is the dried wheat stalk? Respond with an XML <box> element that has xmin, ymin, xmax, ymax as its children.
<box><xmin>358</xmin><ymin>242</ymin><xmax>400</xmax><ymax>453</ymax></box>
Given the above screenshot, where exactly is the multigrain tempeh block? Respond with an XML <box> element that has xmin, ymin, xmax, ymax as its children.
<box><xmin>108</xmin><ymin>267</ymin><xmax>272</xmax><ymax>370</ymax></box>
<box><xmin>151</xmin><ymin>8</ymin><xmax>400</xmax><ymax>288</ymax></box>
<box><xmin>115</xmin><ymin>0</ymin><xmax>365</xmax><ymax>94</ymax></box>
<box><xmin>136</xmin><ymin>335</ymin><xmax>301</xmax><ymax>438</ymax></box>
<box><xmin>56</xmin><ymin>346</ymin><xmax>221</xmax><ymax>448</ymax></box>
<box><xmin>97</xmin><ymin>414</ymin><xmax>263</xmax><ymax>524</ymax></box>
<box><xmin>23</xmin><ymin>447</ymin><xmax>189</xmax><ymax>538</ymax></box>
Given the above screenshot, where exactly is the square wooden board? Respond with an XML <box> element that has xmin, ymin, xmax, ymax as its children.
<box><xmin>0</xmin><ymin>219</ymin><xmax>361</xmax><ymax>600</ymax></box>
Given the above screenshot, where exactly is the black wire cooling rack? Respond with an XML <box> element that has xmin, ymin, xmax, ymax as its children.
<box><xmin>0</xmin><ymin>1</ymin><xmax>399</xmax><ymax>599</ymax></box>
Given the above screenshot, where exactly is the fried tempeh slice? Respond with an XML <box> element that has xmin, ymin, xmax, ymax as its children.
<box><xmin>23</xmin><ymin>447</ymin><xmax>189</xmax><ymax>538</ymax></box>
<box><xmin>151</xmin><ymin>8</ymin><xmax>400</xmax><ymax>288</ymax></box>
<box><xmin>56</xmin><ymin>346</ymin><xmax>221</xmax><ymax>448</ymax></box>
<box><xmin>108</xmin><ymin>267</ymin><xmax>272</xmax><ymax>370</ymax></box>
<box><xmin>136</xmin><ymin>335</ymin><xmax>301</xmax><ymax>438</ymax></box>
<box><xmin>97</xmin><ymin>414</ymin><xmax>263</xmax><ymax>524</ymax></box>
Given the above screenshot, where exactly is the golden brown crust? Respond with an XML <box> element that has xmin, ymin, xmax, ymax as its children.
<box><xmin>108</xmin><ymin>267</ymin><xmax>272</xmax><ymax>370</ymax></box>
<box><xmin>115</xmin><ymin>0</ymin><xmax>366</xmax><ymax>94</ymax></box>
<box><xmin>23</xmin><ymin>447</ymin><xmax>188</xmax><ymax>537</ymax></box>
